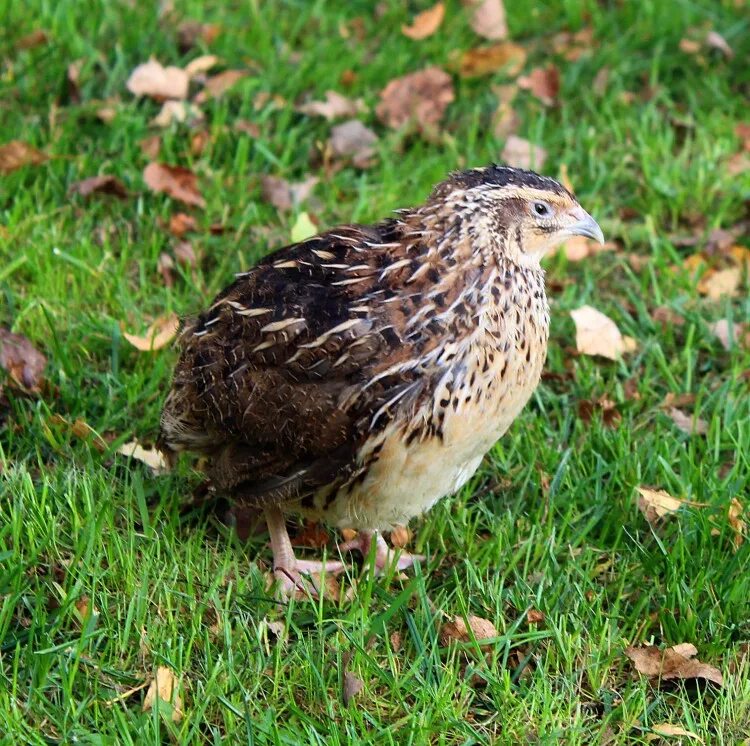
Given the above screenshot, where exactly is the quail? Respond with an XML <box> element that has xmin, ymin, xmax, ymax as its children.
<box><xmin>158</xmin><ymin>165</ymin><xmax>603</xmax><ymax>596</ymax></box>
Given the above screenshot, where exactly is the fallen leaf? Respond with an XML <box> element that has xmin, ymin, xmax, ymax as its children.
<box><xmin>292</xmin><ymin>521</ymin><xmax>329</xmax><ymax>549</ymax></box>
<box><xmin>679</xmin><ymin>38</ymin><xmax>701</xmax><ymax>55</ymax></box>
<box><xmin>736</xmin><ymin>123</ymin><xmax>750</xmax><ymax>151</ymax></box>
<box><xmin>491</xmin><ymin>85</ymin><xmax>519</xmax><ymax>138</ymax></box>
<box><xmin>122</xmin><ymin>313</ymin><xmax>179</xmax><ymax>352</ymax></box>
<box><xmin>118</xmin><ymin>440</ymin><xmax>169</xmax><ymax>473</ymax></box>
<box><xmin>556</xmin><ymin>237</ymin><xmax>616</xmax><ymax>262</ymax></box>
<box><xmin>126</xmin><ymin>59</ymin><xmax>189</xmax><ymax>101</ymax></box>
<box><xmin>625</xmin><ymin>643</ymin><xmax>723</xmax><ymax>687</ymax></box>
<box><xmin>329</xmin><ymin>119</ymin><xmax>378</xmax><ymax>167</ymax></box>
<box><xmin>706</xmin><ymin>30</ymin><xmax>733</xmax><ymax>58</ymax></box>
<box><xmin>570</xmin><ymin>305</ymin><xmax>636</xmax><ymax>360</ymax></box>
<box><xmin>526</xmin><ymin>609</ymin><xmax>545</xmax><ymax>624</ymax></box>
<box><xmin>390</xmin><ymin>525</ymin><xmax>411</xmax><ymax>548</ymax></box>
<box><xmin>261</xmin><ymin>175</ymin><xmax>319</xmax><ymax>212</ymax></box>
<box><xmin>577</xmin><ymin>396</ymin><xmax>621</xmax><ymax>428</ymax></box>
<box><xmin>592</xmin><ymin>67</ymin><xmax>610</xmax><ymax>96</ymax></box>
<box><xmin>235</xmin><ymin>120</ymin><xmax>261</xmax><ymax>137</ymax></box>
<box><xmin>169</xmin><ymin>212</ymin><xmax>197</xmax><ymax>237</ymax></box>
<box><xmin>518</xmin><ymin>65</ymin><xmax>560</xmax><ymax>105</ymax></box>
<box><xmin>501</xmin><ymin>135</ymin><xmax>546</xmax><ymax>171</ymax></box>
<box><xmin>194</xmin><ymin>70</ymin><xmax>247</xmax><ymax>103</ymax></box>
<box><xmin>0</xmin><ymin>328</ymin><xmax>47</xmax><ymax>392</ymax></box>
<box><xmin>342</xmin><ymin>671</ymin><xmax>364</xmax><ymax>705</ymax></box>
<box><xmin>151</xmin><ymin>100</ymin><xmax>204</xmax><ymax>127</ymax></box>
<box><xmin>697</xmin><ymin>267</ymin><xmax>741</xmax><ymax>299</ymax></box>
<box><xmin>648</xmin><ymin>723</ymin><xmax>704</xmax><ymax>743</ymax></box>
<box><xmin>143</xmin><ymin>163</ymin><xmax>205</xmax><ymax>208</ymax></box>
<box><xmin>157</xmin><ymin>252</ymin><xmax>175</xmax><ymax>287</ymax></box>
<box><xmin>74</xmin><ymin>595</ymin><xmax>99</xmax><ymax>620</ymax></box>
<box><xmin>177</xmin><ymin>20</ymin><xmax>221</xmax><ymax>52</ymax></box>
<box><xmin>402</xmin><ymin>2</ymin><xmax>445</xmax><ymax>40</ymax></box>
<box><xmin>96</xmin><ymin>103</ymin><xmax>118</xmax><ymax>124</ymax></box>
<box><xmin>710</xmin><ymin>319</ymin><xmax>749</xmax><ymax>351</ymax></box>
<box><xmin>652</xmin><ymin>306</ymin><xmax>685</xmax><ymax>328</ymax></box>
<box><xmin>727</xmin><ymin>498</ymin><xmax>745</xmax><ymax>550</ymax></box>
<box><xmin>184</xmin><ymin>54</ymin><xmax>219</xmax><ymax>78</ymax></box>
<box><xmin>291</xmin><ymin>212</ymin><xmax>317</xmax><ymax>243</ymax></box>
<box><xmin>16</xmin><ymin>29</ymin><xmax>49</xmax><ymax>50</ymax></box>
<box><xmin>174</xmin><ymin>241</ymin><xmax>197</xmax><ymax>267</ymax></box>
<box><xmin>458</xmin><ymin>42</ymin><xmax>526</xmax><ymax>78</ymax></box>
<box><xmin>142</xmin><ymin>666</ymin><xmax>183</xmax><ymax>722</ymax></box>
<box><xmin>440</xmin><ymin>615</ymin><xmax>499</xmax><ymax>650</ymax></box>
<box><xmin>68</xmin><ymin>175</ymin><xmax>127</xmax><ymax>199</ymax></box>
<box><xmin>0</xmin><ymin>141</ymin><xmax>47</xmax><ymax>173</ymax></box>
<box><xmin>636</xmin><ymin>487</ymin><xmax>688</xmax><ymax>524</ymax></box>
<box><xmin>296</xmin><ymin>90</ymin><xmax>364</xmax><ymax>120</ymax></box>
<box><xmin>66</xmin><ymin>60</ymin><xmax>82</xmax><ymax>102</ymax></box>
<box><xmin>551</xmin><ymin>27</ymin><xmax>595</xmax><ymax>61</ymax></box>
<box><xmin>469</xmin><ymin>0</ymin><xmax>507</xmax><ymax>40</ymax></box>
<box><xmin>139</xmin><ymin>135</ymin><xmax>161</xmax><ymax>160</ymax></box>
<box><xmin>376</xmin><ymin>67</ymin><xmax>454</xmax><ymax>132</ymax></box>
<box><xmin>390</xmin><ymin>631</ymin><xmax>402</xmax><ymax>650</ymax></box>
<box><xmin>668</xmin><ymin>407</ymin><xmax>708</xmax><ymax>436</ymax></box>
<box><xmin>726</xmin><ymin>152</ymin><xmax>750</xmax><ymax>176</ymax></box>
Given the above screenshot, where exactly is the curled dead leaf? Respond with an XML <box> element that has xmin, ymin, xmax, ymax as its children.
<box><xmin>118</xmin><ymin>440</ymin><xmax>169</xmax><ymax>474</ymax></box>
<box><xmin>710</xmin><ymin>319</ymin><xmax>749</xmax><ymax>351</ymax></box>
<box><xmin>0</xmin><ymin>141</ymin><xmax>47</xmax><ymax>174</ymax></box>
<box><xmin>636</xmin><ymin>487</ymin><xmax>694</xmax><ymax>524</ymax></box>
<box><xmin>518</xmin><ymin>65</ymin><xmax>560</xmax><ymax>106</ymax></box>
<box><xmin>184</xmin><ymin>54</ymin><xmax>219</xmax><ymax>78</ymax></box>
<box><xmin>577</xmin><ymin>396</ymin><xmax>621</xmax><ymax>428</ymax></box>
<box><xmin>261</xmin><ymin>175</ymin><xmax>318</xmax><ymax>212</ymax></box>
<box><xmin>329</xmin><ymin>119</ymin><xmax>378</xmax><ymax>167</ymax></box>
<box><xmin>668</xmin><ymin>407</ymin><xmax>708</xmax><ymax>436</ymax></box>
<box><xmin>625</xmin><ymin>643</ymin><xmax>723</xmax><ymax>687</ymax></box>
<box><xmin>142</xmin><ymin>666</ymin><xmax>183</xmax><ymax>722</ymax></box>
<box><xmin>296</xmin><ymin>90</ymin><xmax>364</xmax><ymax>120</ymax></box>
<box><xmin>469</xmin><ymin>0</ymin><xmax>507</xmax><ymax>40</ymax></box>
<box><xmin>174</xmin><ymin>241</ymin><xmax>197</xmax><ymax>267</ymax></box>
<box><xmin>127</xmin><ymin>59</ymin><xmax>189</xmax><ymax>100</ymax></box>
<box><xmin>458</xmin><ymin>42</ymin><xmax>526</xmax><ymax>78</ymax></box>
<box><xmin>69</xmin><ymin>175</ymin><xmax>128</xmax><ymax>199</ymax></box>
<box><xmin>440</xmin><ymin>615</ymin><xmax>499</xmax><ymax>650</ymax></box>
<box><xmin>194</xmin><ymin>70</ymin><xmax>247</xmax><ymax>103</ymax></box>
<box><xmin>177</xmin><ymin>20</ymin><xmax>221</xmax><ymax>52</ymax></box>
<box><xmin>343</xmin><ymin>671</ymin><xmax>364</xmax><ymax>705</ymax></box>
<box><xmin>389</xmin><ymin>525</ymin><xmax>411</xmax><ymax>548</ymax></box>
<box><xmin>143</xmin><ymin>163</ymin><xmax>205</xmax><ymax>208</ymax></box>
<box><xmin>570</xmin><ymin>305</ymin><xmax>636</xmax><ymax>360</ymax></box>
<box><xmin>151</xmin><ymin>100</ymin><xmax>204</xmax><ymax>128</ymax></box>
<box><xmin>122</xmin><ymin>313</ymin><xmax>179</xmax><ymax>352</ymax></box>
<box><xmin>727</xmin><ymin>498</ymin><xmax>745</xmax><ymax>550</ymax></box>
<box><xmin>706</xmin><ymin>30</ymin><xmax>733</xmax><ymax>59</ymax></box>
<box><xmin>648</xmin><ymin>723</ymin><xmax>704</xmax><ymax>743</ymax></box>
<box><xmin>0</xmin><ymin>328</ymin><xmax>47</xmax><ymax>392</ymax></box>
<box><xmin>501</xmin><ymin>135</ymin><xmax>546</xmax><ymax>170</ymax></box>
<box><xmin>402</xmin><ymin>2</ymin><xmax>445</xmax><ymax>40</ymax></box>
<box><xmin>169</xmin><ymin>212</ymin><xmax>197</xmax><ymax>237</ymax></box>
<box><xmin>376</xmin><ymin>67</ymin><xmax>454</xmax><ymax>132</ymax></box>
<box><xmin>697</xmin><ymin>267</ymin><xmax>741</xmax><ymax>299</ymax></box>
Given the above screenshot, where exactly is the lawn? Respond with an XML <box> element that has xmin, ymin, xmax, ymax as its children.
<box><xmin>1</xmin><ymin>0</ymin><xmax>749</xmax><ymax>743</ymax></box>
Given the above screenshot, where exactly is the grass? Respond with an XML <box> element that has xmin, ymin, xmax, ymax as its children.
<box><xmin>1</xmin><ymin>0</ymin><xmax>750</xmax><ymax>742</ymax></box>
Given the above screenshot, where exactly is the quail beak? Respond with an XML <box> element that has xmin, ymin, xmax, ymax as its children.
<box><xmin>567</xmin><ymin>209</ymin><xmax>605</xmax><ymax>245</ymax></box>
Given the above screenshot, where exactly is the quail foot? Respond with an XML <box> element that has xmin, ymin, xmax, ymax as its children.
<box><xmin>158</xmin><ymin>165</ymin><xmax>603</xmax><ymax>598</ymax></box>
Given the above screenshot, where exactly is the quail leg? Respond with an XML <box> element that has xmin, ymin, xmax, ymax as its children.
<box><xmin>264</xmin><ymin>506</ymin><xmax>345</xmax><ymax>598</ymax></box>
<box><xmin>339</xmin><ymin>530</ymin><xmax>424</xmax><ymax>575</ymax></box>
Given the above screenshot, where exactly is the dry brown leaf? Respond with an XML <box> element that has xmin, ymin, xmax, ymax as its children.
<box><xmin>16</xmin><ymin>29</ymin><xmax>49</xmax><ymax>50</ymax></box>
<box><xmin>122</xmin><ymin>313</ymin><xmax>179</xmax><ymax>352</ymax></box>
<box><xmin>726</xmin><ymin>151</ymin><xmax>750</xmax><ymax>176</ymax></box>
<box><xmin>260</xmin><ymin>175</ymin><xmax>318</xmax><ymax>211</ymax></box>
<box><xmin>636</xmin><ymin>487</ymin><xmax>687</xmax><ymax>524</ymax></box>
<box><xmin>235</xmin><ymin>120</ymin><xmax>261</xmax><ymax>137</ymax></box>
<box><xmin>389</xmin><ymin>631</ymin><xmax>402</xmax><ymax>650</ymax></box>
<box><xmin>329</xmin><ymin>119</ymin><xmax>378</xmax><ymax>167</ymax></box>
<box><xmin>556</xmin><ymin>236</ymin><xmax>615</xmax><ymax>262</ymax></box>
<box><xmin>376</xmin><ymin>67</ymin><xmax>454</xmax><ymax>131</ymax></box>
<box><xmin>0</xmin><ymin>141</ymin><xmax>47</xmax><ymax>174</ymax></box>
<box><xmin>679</xmin><ymin>38</ymin><xmax>701</xmax><ymax>54</ymax></box>
<box><xmin>706</xmin><ymin>30</ymin><xmax>733</xmax><ymax>58</ymax></box>
<box><xmin>736</xmin><ymin>122</ymin><xmax>750</xmax><ymax>150</ymax></box>
<box><xmin>728</xmin><ymin>498</ymin><xmax>745</xmax><ymax>549</ymax></box>
<box><xmin>648</xmin><ymin>723</ymin><xmax>704</xmax><ymax>743</ymax></box>
<box><xmin>501</xmin><ymin>135</ymin><xmax>546</xmax><ymax>170</ymax></box>
<box><xmin>518</xmin><ymin>65</ymin><xmax>560</xmax><ymax>106</ymax></box>
<box><xmin>158</xmin><ymin>252</ymin><xmax>175</xmax><ymax>287</ymax></box>
<box><xmin>440</xmin><ymin>615</ymin><xmax>499</xmax><ymax>650</ymax></box>
<box><xmin>142</xmin><ymin>666</ymin><xmax>183</xmax><ymax>722</ymax></box>
<box><xmin>169</xmin><ymin>212</ymin><xmax>197</xmax><ymax>237</ymax></box>
<box><xmin>126</xmin><ymin>59</ymin><xmax>189</xmax><ymax>100</ymax></box>
<box><xmin>177</xmin><ymin>20</ymin><xmax>221</xmax><ymax>52</ymax></box>
<box><xmin>625</xmin><ymin>643</ymin><xmax>723</xmax><ymax>687</ymax></box>
<box><xmin>194</xmin><ymin>70</ymin><xmax>247</xmax><ymax>103</ymax></box>
<box><xmin>297</xmin><ymin>90</ymin><xmax>364</xmax><ymax>120</ymax></box>
<box><xmin>184</xmin><ymin>54</ymin><xmax>219</xmax><ymax>78</ymax></box>
<box><xmin>469</xmin><ymin>0</ymin><xmax>507</xmax><ymax>40</ymax></box>
<box><xmin>74</xmin><ymin>595</ymin><xmax>99</xmax><ymax>620</ymax></box>
<box><xmin>69</xmin><ymin>175</ymin><xmax>128</xmax><ymax>199</ymax></box>
<box><xmin>551</xmin><ymin>27</ymin><xmax>595</xmax><ymax>61</ymax></box>
<box><xmin>577</xmin><ymin>396</ymin><xmax>621</xmax><ymax>428</ymax></box>
<box><xmin>652</xmin><ymin>306</ymin><xmax>685</xmax><ymax>328</ymax></box>
<box><xmin>527</xmin><ymin>609</ymin><xmax>545</xmax><ymax>624</ymax></box>
<box><xmin>710</xmin><ymin>319</ymin><xmax>749</xmax><ymax>351</ymax></box>
<box><xmin>143</xmin><ymin>163</ymin><xmax>205</xmax><ymax>208</ymax></box>
<box><xmin>342</xmin><ymin>671</ymin><xmax>364</xmax><ymax>705</ymax></box>
<box><xmin>139</xmin><ymin>134</ymin><xmax>161</xmax><ymax>160</ymax></box>
<box><xmin>292</xmin><ymin>521</ymin><xmax>329</xmax><ymax>549</ymax></box>
<box><xmin>668</xmin><ymin>407</ymin><xmax>708</xmax><ymax>436</ymax></box>
<box><xmin>697</xmin><ymin>267</ymin><xmax>741</xmax><ymax>299</ymax></box>
<box><xmin>174</xmin><ymin>242</ymin><xmax>197</xmax><ymax>267</ymax></box>
<box><xmin>118</xmin><ymin>440</ymin><xmax>168</xmax><ymax>473</ymax></box>
<box><xmin>592</xmin><ymin>67</ymin><xmax>610</xmax><ymax>96</ymax></box>
<box><xmin>458</xmin><ymin>42</ymin><xmax>526</xmax><ymax>78</ymax></box>
<box><xmin>0</xmin><ymin>328</ymin><xmax>47</xmax><ymax>392</ymax></box>
<box><xmin>152</xmin><ymin>100</ymin><xmax>204</xmax><ymax>128</ymax></box>
<box><xmin>390</xmin><ymin>525</ymin><xmax>411</xmax><ymax>548</ymax></box>
<box><xmin>570</xmin><ymin>305</ymin><xmax>636</xmax><ymax>360</ymax></box>
<box><xmin>402</xmin><ymin>2</ymin><xmax>445</xmax><ymax>40</ymax></box>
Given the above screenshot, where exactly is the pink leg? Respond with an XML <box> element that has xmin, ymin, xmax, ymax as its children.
<box><xmin>339</xmin><ymin>530</ymin><xmax>424</xmax><ymax>575</ymax></box>
<box><xmin>265</xmin><ymin>507</ymin><xmax>344</xmax><ymax>598</ymax></box>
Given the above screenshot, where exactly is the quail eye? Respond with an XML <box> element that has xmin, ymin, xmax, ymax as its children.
<box><xmin>533</xmin><ymin>202</ymin><xmax>551</xmax><ymax>217</ymax></box>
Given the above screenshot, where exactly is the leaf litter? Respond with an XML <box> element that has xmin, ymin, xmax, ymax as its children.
<box><xmin>376</xmin><ymin>67</ymin><xmax>454</xmax><ymax>132</ymax></box>
<box><xmin>143</xmin><ymin>163</ymin><xmax>205</xmax><ymax>208</ymax></box>
<box><xmin>570</xmin><ymin>305</ymin><xmax>637</xmax><ymax>360</ymax></box>
<box><xmin>625</xmin><ymin>643</ymin><xmax>723</xmax><ymax>687</ymax></box>
<box><xmin>469</xmin><ymin>0</ymin><xmax>508</xmax><ymax>41</ymax></box>
<box><xmin>122</xmin><ymin>313</ymin><xmax>179</xmax><ymax>352</ymax></box>
<box><xmin>401</xmin><ymin>2</ymin><xmax>445</xmax><ymax>40</ymax></box>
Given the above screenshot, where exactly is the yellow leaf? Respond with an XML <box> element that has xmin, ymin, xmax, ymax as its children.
<box><xmin>142</xmin><ymin>666</ymin><xmax>183</xmax><ymax>722</ymax></box>
<box><xmin>649</xmin><ymin>723</ymin><xmax>703</xmax><ymax>743</ymax></box>
<box><xmin>122</xmin><ymin>313</ymin><xmax>179</xmax><ymax>352</ymax></box>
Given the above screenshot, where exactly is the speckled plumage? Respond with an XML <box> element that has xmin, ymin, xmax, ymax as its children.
<box><xmin>159</xmin><ymin>165</ymin><xmax>602</xmax><ymax>591</ymax></box>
